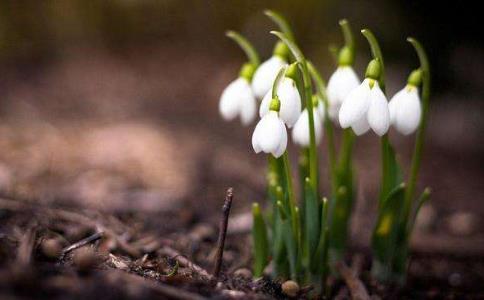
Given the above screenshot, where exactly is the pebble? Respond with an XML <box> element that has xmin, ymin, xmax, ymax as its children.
<box><xmin>233</xmin><ymin>268</ymin><xmax>252</xmax><ymax>279</ymax></box>
<box><xmin>281</xmin><ymin>280</ymin><xmax>299</xmax><ymax>297</ymax></box>
<box><xmin>40</xmin><ymin>239</ymin><xmax>63</xmax><ymax>259</ymax></box>
<box><xmin>73</xmin><ymin>247</ymin><xmax>98</xmax><ymax>273</ymax></box>
<box><xmin>447</xmin><ymin>211</ymin><xmax>477</xmax><ymax>236</ymax></box>
<box><xmin>448</xmin><ymin>272</ymin><xmax>462</xmax><ymax>287</ymax></box>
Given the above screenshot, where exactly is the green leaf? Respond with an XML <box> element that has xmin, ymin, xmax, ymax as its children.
<box><xmin>252</xmin><ymin>203</ymin><xmax>270</xmax><ymax>277</ymax></box>
<box><xmin>271</xmin><ymin>189</ymin><xmax>288</xmax><ymax>278</ymax></box>
<box><xmin>406</xmin><ymin>187</ymin><xmax>431</xmax><ymax>238</ymax></box>
<box><xmin>304</xmin><ymin>178</ymin><xmax>320</xmax><ymax>265</ymax></box>
<box><xmin>371</xmin><ymin>183</ymin><xmax>406</xmax><ymax>280</ymax></box>
<box><xmin>277</xmin><ymin>201</ymin><xmax>299</xmax><ymax>280</ymax></box>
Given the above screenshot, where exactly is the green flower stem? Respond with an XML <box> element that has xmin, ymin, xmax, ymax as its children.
<box><xmin>306</xmin><ymin>61</ymin><xmax>337</xmax><ymax>188</ymax></box>
<box><xmin>338</xmin><ymin>19</ymin><xmax>355</xmax><ymax>65</ymax></box>
<box><xmin>339</xmin><ymin>19</ymin><xmax>354</xmax><ymax>52</ymax></box>
<box><xmin>264</xmin><ymin>10</ymin><xmax>295</xmax><ymax>42</ymax></box>
<box><xmin>361</xmin><ymin>29</ymin><xmax>385</xmax><ymax>91</ymax></box>
<box><xmin>225</xmin><ymin>30</ymin><xmax>260</xmax><ymax>68</ymax></box>
<box><xmin>272</xmin><ymin>66</ymin><xmax>288</xmax><ymax>99</ymax></box>
<box><xmin>362</xmin><ymin>29</ymin><xmax>395</xmax><ymax>206</ymax></box>
<box><xmin>271</xmin><ymin>31</ymin><xmax>318</xmax><ymax>195</ymax></box>
<box><xmin>403</xmin><ymin>38</ymin><xmax>431</xmax><ymax>221</ymax></box>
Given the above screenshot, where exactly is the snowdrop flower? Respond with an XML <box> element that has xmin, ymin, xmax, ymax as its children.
<box><xmin>252</xmin><ymin>98</ymin><xmax>287</xmax><ymax>158</ymax></box>
<box><xmin>292</xmin><ymin>98</ymin><xmax>324</xmax><ymax>147</ymax></box>
<box><xmin>338</xmin><ymin>60</ymin><xmax>390</xmax><ymax>136</ymax></box>
<box><xmin>326</xmin><ymin>46</ymin><xmax>360</xmax><ymax>121</ymax></box>
<box><xmin>251</xmin><ymin>42</ymin><xmax>289</xmax><ymax>99</ymax></box>
<box><xmin>259</xmin><ymin>76</ymin><xmax>301</xmax><ymax>128</ymax></box>
<box><xmin>388</xmin><ymin>70</ymin><xmax>422</xmax><ymax>135</ymax></box>
<box><xmin>327</xmin><ymin>66</ymin><xmax>360</xmax><ymax>120</ymax></box>
<box><xmin>219</xmin><ymin>64</ymin><xmax>257</xmax><ymax>125</ymax></box>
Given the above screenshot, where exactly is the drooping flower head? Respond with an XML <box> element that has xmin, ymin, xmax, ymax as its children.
<box><xmin>219</xmin><ymin>63</ymin><xmax>257</xmax><ymax>125</ymax></box>
<box><xmin>251</xmin><ymin>41</ymin><xmax>290</xmax><ymax>99</ymax></box>
<box><xmin>327</xmin><ymin>46</ymin><xmax>360</xmax><ymax>121</ymax></box>
<box><xmin>252</xmin><ymin>97</ymin><xmax>287</xmax><ymax>158</ymax></box>
<box><xmin>259</xmin><ymin>63</ymin><xmax>301</xmax><ymax>128</ymax></box>
<box><xmin>292</xmin><ymin>95</ymin><xmax>324</xmax><ymax>147</ymax></box>
<box><xmin>338</xmin><ymin>59</ymin><xmax>390</xmax><ymax>136</ymax></box>
<box><xmin>389</xmin><ymin>69</ymin><xmax>422</xmax><ymax>135</ymax></box>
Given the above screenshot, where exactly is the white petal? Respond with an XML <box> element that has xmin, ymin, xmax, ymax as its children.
<box><xmin>338</xmin><ymin>79</ymin><xmax>371</xmax><ymax>128</ymax></box>
<box><xmin>388</xmin><ymin>88</ymin><xmax>406</xmax><ymax>124</ymax></box>
<box><xmin>327</xmin><ymin>66</ymin><xmax>360</xmax><ymax>120</ymax></box>
<box><xmin>258</xmin><ymin>111</ymin><xmax>285</xmax><ymax>153</ymax></box>
<box><xmin>252</xmin><ymin>117</ymin><xmax>264</xmax><ymax>153</ymax></box>
<box><xmin>394</xmin><ymin>87</ymin><xmax>421</xmax><ymax>135</ymax></box>
<box><xmin>251</xmin><ymin>56</ymin><xmax>287</xmax><ymax>99</ymax></box>
<box><xmin>219</xmin><ymin>78</ymin><xmax>245</xmax><ymax>121</ymax></box>
<box><xmin>367</xmin><ymin>83</ymin><xmax>390</xmax><ymax>136</ymax></box>
<box><xmin>351</xmin><ymin>114</ymin><xmax>370</xmax><ymax>135</ymax></box>
<box><xmin>278</xmin><ymin>78</ymin><xmax>301</xmax><ymax>128</ymax></box>
<box><xmin>316</xmin><ymin>98</ymin><xmax>326</xmax><ymax>122</ymax></box>
<box><xmin>259</xmin><ymin>90</ymin><xmax>271</xmax><ymax>118</ymax></box>
<box><xmin>272</xmin><ymin>120</ymin><xmax>287</xmax><ymax>158</ymax></box>
<box><xmin>292</xmin><ymin>109</ymin><xmax>323</xmax><ymax>147</ymax></box>
<box><xmin>259</xmin><ymin>78</ymin><xmax>302</xmax><ymax>128</ymax></box>
<box><xmin>239</xmin><ymin>88</ymin><xmax>257</xmax><ymax>125</ymax></box>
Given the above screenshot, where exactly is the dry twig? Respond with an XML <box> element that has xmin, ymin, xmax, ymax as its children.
<box><xmin>60</xmin><ymin>231</ymin><xmax>104</xmax><ymax>259</ymax></box>
<box><xmin>212</xmin><ymin>187</ymin><xmax>233</xmax><ymax>278</ymax></box>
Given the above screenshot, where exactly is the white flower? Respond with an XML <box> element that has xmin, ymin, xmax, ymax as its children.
<box><xmin>389</xmin><ymin>86</ymin><xmax>421</xmax><ymax>135</ymax></box>
<box><xmin>259</xmin><ymin>77</ymin><xmax>301</xmax><ymax>128</ymax></box>
<box><xmin>338</xmin><ymin>79</ymin><xmax>390</xmax><ymax>136</ymax></box>
<box><xmin>292</xmin><ymin>107</ymin><xmax>323</xmax><ymax>147</ymax></box>
<box><xmin>252</xmin><ymin>111</ymin><xmax>287</xmax><ymax>158</ymax></box>
<box><xmin>219</xmin><ymin>77</ymin><xmax>257</xmax><ymax>125</ymax></box>
<box><xmin>327</xmin><ymin>66</ymin><xmax>360</xmax><ymax>121</ymax></box>
<box><xmin>251</xmin><ymin>56</ymin><xmax>287</xmax><ymax>99</ymax></box>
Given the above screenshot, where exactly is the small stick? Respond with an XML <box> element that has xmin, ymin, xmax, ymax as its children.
<box><xmin>212</xmin><ymin>187</ymin><xmax>233</xmax><ymax>278</ymax></box>
<box><xmin>336</xmin><ymin>261</ymin><xmax>370</xmax><ymax>300</ymax></box>
<box><xmin>159</xmin><ymin>246</ymin><xmax>214</xmax><ymax>281</ymax></box>
<box><xmin>60</xmin><ymin>231</ymin><xmax>104</xmax><ymax>259</ymax></box>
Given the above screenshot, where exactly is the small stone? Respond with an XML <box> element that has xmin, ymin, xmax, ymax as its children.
<box><xmin>233</xmin><ymin>268</ymin><xmax>252</xmax><ymax>279</ymax></box>
<box><xmin>281</xmin><ymin>280</ymin><xmax>299</xmax><ymax>297</ymax></box>
<box><xmin>73</xmin><ymin>247</ymin><xmax>98</xmax><ymax>273</ymax></box>
<box><xmin>448</xmin><ymin>272</ymin><xmax>462</xmax><ymax>287</ymax></box>
<box><xmin>40</xmin><ymin>239</ymin><xmax>63</xmax><ymax>259</ymax></box>
<box><xmin>447</xmin><ymin>212</ymin><xmax>477</xmax><ymax>236</ymax></box>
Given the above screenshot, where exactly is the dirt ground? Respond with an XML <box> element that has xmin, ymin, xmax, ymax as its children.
<box><xmin>0</xmin><ymin>44</ymin><xmax>483</xmax><ymax>299</ymax></box>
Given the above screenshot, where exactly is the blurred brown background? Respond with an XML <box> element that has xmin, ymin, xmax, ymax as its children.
<box><xmin>0</xmin><ymin>0</ymin><xmax>482</xmax><ymax>235</ymax></box>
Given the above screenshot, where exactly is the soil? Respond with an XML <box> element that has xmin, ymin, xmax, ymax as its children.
<box><xmin>0</xmin><ymin>45</ymin><xmax>483</xmax><ymax>299</ymax></box>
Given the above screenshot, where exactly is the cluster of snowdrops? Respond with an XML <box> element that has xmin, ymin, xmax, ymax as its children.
<box><xmin>218</xmin><ymin>10</ymin><xmax>431</xmax><ymax>293</ymax></box>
